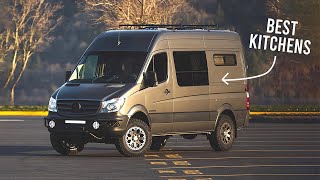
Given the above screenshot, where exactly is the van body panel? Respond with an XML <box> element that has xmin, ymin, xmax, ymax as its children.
<box><xmin>119</xmin><ymin>85</ymin><xmax>146</xmax><ymax>116</ymax></box>
<box><xmin>205</xmin><ymin>40</ymin><xmax>241</xmax><ymax>50</ymax></box>
<box><xmin>126</xmin><ymin>104</ymin><xmax>150</xmax><ymax>121</ymax></box>
<box><xmin>56</xmin><ymin>83</ymin><xmax>134</xmax><ymax>101</ymax></box>
<box><xmin>140</xmin><ymin>50</ymin><xmax>174</xmax><ymax>134</ymax></box>
<box><xmin>204</xmin><ymin>47</ymin><xmax>247</xmax><ymax>131</ymax></box>
<box><xmin>168</xmin><ymin>39</ymin><xmax>205</xmax><ymax>50</ymax></box>
<box><xmin>152</xmin><ymin>39</ymin><xmax>169</xmax><ymax>51</ymax></box>
<box><xmin>87</xmin><ymin>30</ymin><xmax>158</xmax><ymax>52</ymax></box>
<box><xmin>45</xmin><ymin>29</ymin><xmax>249</xmax><ymax>143</ymax></box>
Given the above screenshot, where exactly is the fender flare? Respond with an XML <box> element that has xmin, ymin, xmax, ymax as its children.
<box><xmin>214</xmin><ymin>103</ymin><xmax>238</xmax><ymax>137</ymax></box>
<box><xmin>126</xmin><ymin>104</ymin><xmax>151</xmax><ymax>127</ymax></box>
<box><xmin>214</xmin><ymin>103</ymin><xmax>235</xmax><ymax>129</ymax></box>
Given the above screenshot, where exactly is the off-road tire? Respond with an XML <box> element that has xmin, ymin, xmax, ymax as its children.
<box><xmin>209</xmin><ymin>115</ymin><xmax>235</xmax><ymax>151</ymax></box>
<box><xmin>115</xmin><ymin>118</ymin><xmax>151</xmax><ymax>157</ymax></box>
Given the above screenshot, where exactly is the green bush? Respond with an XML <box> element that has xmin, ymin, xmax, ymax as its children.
<box><xmin>0</xmin><ymin>106</ymin><xmax>47</xmax><ymax>111</ymax></box>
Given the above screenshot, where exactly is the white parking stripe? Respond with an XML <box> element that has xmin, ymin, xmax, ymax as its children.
<box><xmin>152</xmin><ymin>164</ymin><xmax>320</xmax><ymax>169</ymax></box>
<box><xmin>145</xmin><ymin>156</ymin><xmax>320</xmax><ymax>161</ymax></box>
<box><xmin>237</xmin><ymin>140</ymin><xmax>320</xmax><ymax>142</ymax></box>
<box><xmin>166</xmin><ymin>144</ymin><xmax>320</xmax><ymax>148</ymax></box>
<box><xmin>233</xmin><ymin>149</ymin><xmax>320</xmax><ymax>152</ymax></box>
<box><xmin>0</xmin><ymin>120</ymin><xmax>25</xmax><ymax>122</ymax></box>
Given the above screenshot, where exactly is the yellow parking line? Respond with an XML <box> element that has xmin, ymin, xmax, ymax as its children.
<box><xmin>160</xmin><ymin>174</ymin><xmax>320</xmax><ymax>178</ymax></box>
<box><xmin>172</xmin><ymin>161</ymin><xmax>191</xmax><ymax>166</ymax></box>
<box><xmin>144</xmin><ymin>154</ymin><xmax>160</xmax><ymax>158</ymax></box>
<box><xmin>158</xmin><ymin>170</ymin><xmax>177</xmax><ymax>174</ymax></box>
<box><xmin>183</xmin><ymin>170</ymin><xmax>203</xmax><ymax>175</ymax></box>
<box><xmin>250</xmin><ymin>112</ymin><xmax>320</xmax><ymax>115</ymax></box>
<box><xmin>150</xmin><ymin>162</ymin><xmax>168</xmax><ymax>165</ymax></box>
<box><xmin>0</xmin><ymin>111</ymin><xmax>48</xmax><ymax>116</ymax></box>
<box><xmin>165</xmin><ymin>154</ymin><xmax>182</xmax><ymax>159</ymax></box>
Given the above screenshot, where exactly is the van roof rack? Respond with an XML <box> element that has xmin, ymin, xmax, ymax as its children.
<box><xmin>119</xmin><ymin>24</ymin><xmax>218</xmax><ymax>30</ymax></box>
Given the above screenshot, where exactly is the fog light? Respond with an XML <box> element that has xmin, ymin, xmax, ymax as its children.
<box><xmin>93</xmin><ymin>121</ymin><xmax>100</xmax><ymax>130</ymax></box>
<box><xmin>49</xmin><ymin>120</ymin><xmax>55</xmax><ymax>128</ymax></box>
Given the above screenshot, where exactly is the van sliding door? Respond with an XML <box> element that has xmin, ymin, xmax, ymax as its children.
<box><xmin>171</xmin><ymin>51</ymin><xmax>210</xmax><ymax>132</ymax></box>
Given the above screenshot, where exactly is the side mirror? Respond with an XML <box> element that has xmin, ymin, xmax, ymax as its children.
<box><xmin>65</xmin><ymin>71</ymin><xmax>71</xmax><ymax>82</ymax></box>
<box><xmin>143</xmin><ymin>71</ymin><xmax>157</xmax><ymax>87</ymax></box>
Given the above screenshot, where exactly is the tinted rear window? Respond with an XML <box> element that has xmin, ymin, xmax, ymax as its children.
<box><xmin>173</xmin><ymin>51</ymin><xmax>209</xmax><ymax>86</ymax></box>
<box><xmin>214</xmin><ymin>54</ymin><xmax>237</xmax><ymax>66</ymax></box>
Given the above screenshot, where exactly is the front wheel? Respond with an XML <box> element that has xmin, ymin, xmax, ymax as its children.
<box><xmin>209</xmin><ymin>115</ymin><xmax>235</xmax><ymax>151</ymax></box>
<box><xmin>50</xmin><ymin>134</ymin><xmax>84</xmax><ymax>156</ymax></box>
<box><xmin>115</xmin><ymin>118</ymin><xmax>151</xmax><ymax>157</ymax></box>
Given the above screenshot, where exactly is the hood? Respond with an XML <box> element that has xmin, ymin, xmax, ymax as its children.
<box><xmin>56</xmin><ymin>83</ymin><xmax>134</xmax><ymax>101</ymax></box>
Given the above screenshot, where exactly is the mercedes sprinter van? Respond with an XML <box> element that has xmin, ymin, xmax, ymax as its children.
<box><xmin>44</xmin><ymin>27</ymin><xmax>249</xmax><ymax>157</ymax></box>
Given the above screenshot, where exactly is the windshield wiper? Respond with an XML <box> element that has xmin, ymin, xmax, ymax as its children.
<box><xmin>92</xmin><ymin>75</ymin><xmax>120</xmax><ymax>83</ymax></box>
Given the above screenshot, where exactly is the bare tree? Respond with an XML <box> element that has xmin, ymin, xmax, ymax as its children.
<box><xmin>82</xmin><ymin>0</ymin><xmax>204</xmax><ymax>27</ymax></box>
<box><xmin>0</xmin><ymin>30</ymin><xmax>12</xmax><ymax>64</ymax></box>
<box><xmin>266</xmin><ymin>0</ymin><xmax>284</xmax><ymax>17</ymax></box>
<box><xmin>0</xmin><ymin>0</ymin><xmax>62</xmax><ymax>105</ymax></box>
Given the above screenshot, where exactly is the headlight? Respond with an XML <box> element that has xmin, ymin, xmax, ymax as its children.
<box><xmin>100</xmin><ymin>98</ymin><xmax>125</xmax><ymax>113</ymax></box>
<box><xmin>48</xmin><ymin>97</ymin><xmax>57</xmax><ymax>112</ymax></box>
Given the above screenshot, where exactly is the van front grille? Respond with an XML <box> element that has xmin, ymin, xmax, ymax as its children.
<box><xmin>57</xmin><ymin>100</ymin><xmax>101</xmax><ymax>116</ymax></box>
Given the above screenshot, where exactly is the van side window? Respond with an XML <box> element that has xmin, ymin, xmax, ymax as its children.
<box><xmin>173</xmin><ymin>51</ymin><xmax>208</xmax><ymax>86</ymax></box>
<box><xmin>147</xmin><ymin>53</ymin><xmax>168</xmax><ymax>83</ymax></box>
<box><xmin>214</xmin><ymin>54</ymin><xmax>237</xmax><ymax>66</ymax></box>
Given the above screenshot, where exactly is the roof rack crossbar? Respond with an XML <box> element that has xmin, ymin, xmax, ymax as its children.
<box><xmin>119</xmin><ymin>24</ymin><xmax>218</xmax><ymax>30</ymax></box>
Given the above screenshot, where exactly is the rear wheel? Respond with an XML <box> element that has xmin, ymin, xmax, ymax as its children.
<box><xmin>50</xmin><ymin>134</ymin><xmax>84</xmax><ymax>155</ymax></box>
<box><xmin>115</xmin><ymin>118</ymin><xmax>151</xmax><ymax>157</ymax></box>
<box><xmin>209</xmin><ymin>114</ymin><xmax>235</xmax><ymax>151</ymax></box>
<box><xmin>150</xmin><ymin>137</ymin><xmax>168</xmax><ymax>151</ymax></box>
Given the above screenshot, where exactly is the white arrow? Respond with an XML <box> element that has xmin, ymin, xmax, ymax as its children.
<box><xmin>222</xmin><ymin>56</ymin><xmax>277</xmax><ymax>85</ymax></box>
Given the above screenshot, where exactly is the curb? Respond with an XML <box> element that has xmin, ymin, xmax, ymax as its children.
<box><xmin>250</xmin><ymin>112</ymin><xmax>320</xmax><ymax>115</ymax></box>
<box><xmin>0</xmin><ymin>111</ymin><xmax>48</xmax><ymax>116</ymax></box>
<box><xmin>0</xmin><ymin>111</ymin><xmax>319</xmax><ymax>116</ymax></box>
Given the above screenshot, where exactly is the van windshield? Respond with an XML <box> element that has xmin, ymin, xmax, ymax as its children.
<box><xmin>69</xmin><ymin>51</ymin><xmax>147</xmax><ymax>83</ymax></box>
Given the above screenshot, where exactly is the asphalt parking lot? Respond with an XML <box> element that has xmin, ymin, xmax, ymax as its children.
<box><xmin>0</xmin><ymin>116</ymin><xmax>319</xmax><ymax>180</ymax></box>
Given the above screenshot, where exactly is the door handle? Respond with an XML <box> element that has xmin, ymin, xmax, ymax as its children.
<box><xmin>164</xmin><ymin>89</ymin><xmax>170</xmax><ymax>95</ymax></box>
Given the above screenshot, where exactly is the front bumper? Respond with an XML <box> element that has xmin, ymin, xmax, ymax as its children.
<box><xmin>44</xmin><ymin>112</ymin><xmax>129</xmax><ymax>139</ymax></box>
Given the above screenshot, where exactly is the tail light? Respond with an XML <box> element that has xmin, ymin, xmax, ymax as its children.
<box><xmin>246</xmin><ymin>84</ymin><xmax>250</xmax><ymax>110</ymax></box>
<box><xmin>246</xmin><ymin>93</ymin><xmax>250</xmax><ymax>110</ymax></box>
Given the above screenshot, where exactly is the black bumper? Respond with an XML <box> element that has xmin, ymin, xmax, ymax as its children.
<box><xmin>44</xmin><ymin>112</ymin><xmax>129</xmax><ymax>139</ymax></box>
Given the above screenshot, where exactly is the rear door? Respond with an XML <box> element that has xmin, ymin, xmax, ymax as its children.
<box><xmin>207</xmin><ymin>50</ymin><xmax>247</xmax><ymax>128</ymax></box>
